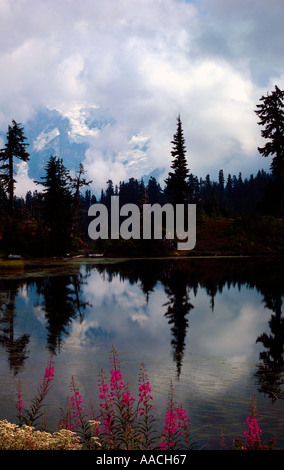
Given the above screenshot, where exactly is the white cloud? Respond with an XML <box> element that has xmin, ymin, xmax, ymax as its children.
<box><xmin>0</xmin><ymin>0</ymin><xmax>283</xmax><ymax>189</ymax></box>
<box><xmin>14</xmin><ymin>161</ymin><xmax>42</xmax><ymax>197</ymax></box>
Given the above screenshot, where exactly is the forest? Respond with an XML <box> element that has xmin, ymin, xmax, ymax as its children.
<box><xmin>0</xmin><ymin>86</ymin><xmax>283</xmax><ymax>258</ymax></box>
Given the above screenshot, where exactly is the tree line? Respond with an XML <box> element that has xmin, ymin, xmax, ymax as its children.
<box><xmin>0</xmin><ymin>86</ymin><xmax>283</xmax><ymax>256</ymax></box>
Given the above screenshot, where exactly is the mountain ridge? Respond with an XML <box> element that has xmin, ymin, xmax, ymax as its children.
<box><xmin>1</xmin><ymin>105</ymin><xmax>159</xmax><ymax>195</ymax></box>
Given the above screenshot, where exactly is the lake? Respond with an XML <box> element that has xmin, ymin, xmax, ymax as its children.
<box><xmin>0</xmin><ymin>256</ymin><xmax>283</xmax><ymax>450</ymax></box>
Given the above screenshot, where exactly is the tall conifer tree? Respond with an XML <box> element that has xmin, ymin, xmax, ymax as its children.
<box><xmin>165</xmin><ymin>115</ymin><xmax>191</xmax><ymax>204</ymax></box>
<box><xmin>255</xmin><ymin>85</ymin><xmax>284</xmax><ymax>210</ymax></box>
<box><xmin>69</xmin><ymin>163</ymin><xmax>92</xmax><ymax>236</ymax></box>
<box><xmin>0</xmin><ymin>120</ymin><xmax>29</xmax><ymax>215</ymax></box>
<box><xmin>38</xmin><ymin>156</ymin><xmax>72</xmax><ymax>255</ymax></box>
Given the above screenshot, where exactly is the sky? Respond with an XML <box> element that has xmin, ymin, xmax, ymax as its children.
<box><xmin>0</xmin><ymin>0</ymin><xmax>284</xmax><ymax>195</ymax></box>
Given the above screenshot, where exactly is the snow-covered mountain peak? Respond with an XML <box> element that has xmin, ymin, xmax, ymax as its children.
<box><xmin>4</xmin><ymin>104</ymin><xmax>160</xmax><ymax>196</ymax></box>
<box><xmin>33</xmin><ymin>127</ymin><xmax>60</xmax><ymax>152</ymax></box>
<box><xmin>48</xmin><ymin>102</ymin><xmax>101</xmax><ymax>142</ymax></box>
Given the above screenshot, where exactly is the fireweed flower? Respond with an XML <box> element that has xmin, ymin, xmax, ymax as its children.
<box><xmin>121</xmin><ymin>385</ymin><xmax>136</xmax><ymax>426</ymax></box>
<box><xmin>119</xmin><ymin>384</ymin><xmax>136</xmax><ymax>449</ymax></box>
<box><xmin>99</xmin><ymin>370</ymin><xmax>113</xmax><ymax>413</ymax></box>
<box><xmin>244</xmin><ymin>397</ymin><xmax>262</xmax><ymax>450</ymax></box>
<box><xmin>17</xmin><ymin>355</ymin><xmax>55</xmax><ymax>427</ymax></box>
<box><xmin>159</xmin><ymin>381</ymin><xmax>191</xmax><ymax>450</ymax></box>
<box><xmin>177</xmin><ymin>406</ymin><xmax>190</xmax><ymax>429</ymax></box>
<box><xmin>98</xmin><ymin>368</ymin><xmax>116</xmax><ymax>444</ymax></box>
<box><xmin>138</xmin><ymin>363</ymin><xmax>153</xmax><ymax>417</ymax></box>
<box><xmin>159</xmin><ymin>382</ymin><xmax>178</xmax><ymax>449</ymax></box>
<box><xmin>109</xmin><ymin>346</ymin><xmax>135</xmax><ymax>416</ymax></box>
<box><xmin>138</xmin><ymin>364</ymin><xmax>153</xmax><ymax>417</ymax></box>
<box><xmin>68</xmin><ymin>377</ymin><xmax>99</xmax><ymax>449</ymax></box>
<box><xmin>109</xmin><ymin>346</ymin><xmax>138</xmax><ymax>448</ymax></box>
<box><xmin>43</xmin><ymin>360</ymin><xmax>54</xmax><ymax>384</ymax></box>
<box><xmin>70</xmin><ymin>378</ymin><xmax>86</xmax><ymax>430</ymax></box>
<box><xmin>176</xmin><ymin>405</ymin><xmax>191</xmax><ymax>448</ymax></box>
<box><xmin>121</xmin><ymin>389</ymin><xmax>135</xmax><ymax>409</ymax></box>
<box><xmin>137</xmin><ymin>364</ymin><xmax>156</xmax><ymax>449</ymax></box>
<box><xmin>98</xmin><ymin>347</ymin><xmax>140</xmax><ymax>449</ymax></box>
<box><xmin>109</xmin><ymin>346</ymin><xmax>125</xmax><ymax>396</ymax></box>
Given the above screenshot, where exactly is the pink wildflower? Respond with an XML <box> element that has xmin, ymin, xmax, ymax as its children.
<box><xmin>109</xmin><ymin>346</ymin><xmax>125</xmax><ymax>395</ymax></box>
<box><xmin>244</xmin><ymin>397</ymin><xmax>262</xmax><ymax>450</ymax></box>
<box><xmin>43</xmin><ymin>357</ymin><xmax>54</xmax><ymax>384</ymax></box>
<box><xmin>42</xmin><ymin>355</ymin><xmax>54</xmax><ymax>383</ymax></box>
<box><xmin>159</xmin><ymin>382</ymin><xmax>191</xmax><ymax>449</ymax></box>
<box><xmin>98</xmin><ymin>368</ymin><xmax>115</xmax><ymax>439</ymax></box>
<box><xmin>99</xmin><ymin>370</ymin><xmax>112</xmax><ymax>410</ymax></box>
<box><xmin>109</xmin><ymin>346</ymin><xmax>135</xmax><ymax>424</ymax></box>
<box><xmin>138</xmin><ymin>365</ymin><xmax>153</xmax><ymax>417</ymax></box>
<box><xmin>159</xmin><ymin>382</ymin><xmax>178</xmax><ymax>449</ymax></box>
<box><xmin>177</xmin><ymin>406</ymin><xmax>190</xmax><ymax>429</ymax></box>
<box><xmin>122</xmin><ymin>389</ymin><xmax>135</xmax><ymax>408</ymax></box>
<box><xmin>70</xmin><ymin>377</ymin><xmax>87</xmax><ymax>429</ymax></box>
<box><xmin>16</xmin><ymin>354</ymin><xmax>55</xmax><ymax>427</ymax></box>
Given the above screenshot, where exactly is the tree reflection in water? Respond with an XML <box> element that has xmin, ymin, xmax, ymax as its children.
<box><xmin>0</xmin><ymin>265</ymin><xmax>91</xmax><ymax>366</ymax></box>
<box><xmin>255</xmin><ymin>285</ymin><xmax>284</xmax><ymax>401</ymax></box>
<box><xmin>0</xmin><ymin>280</ymin><xmax>30</xmax><ymax>375</ymax></box>
<box><xmin>0</xmin><ymin>257</ymin><xmax>283</xmax><ymax>405</ymax></box>
<box><xmin>163</xmin><ymin>272</ymin><xmax>194</xmax><ymax>378</ymax></box>
<box><xmin>33</xmin><ymin>271</ymin><xmax>91</xmax><ymax>354</ymax></box>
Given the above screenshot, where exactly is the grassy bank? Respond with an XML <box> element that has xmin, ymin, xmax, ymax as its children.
<box><xmin>190</xmin><ymin>215</ymin><xmax>284</xmax><ymax>256</ymax></box>
<box><xmin>0</xmin><ymin>259</ymin><xmax>24</xmax><ymax>270</ymax></box>
<box><xmin>1</xmin><ymin>214</ymin><xmax>284</xmax><ymax>259</ymax></box>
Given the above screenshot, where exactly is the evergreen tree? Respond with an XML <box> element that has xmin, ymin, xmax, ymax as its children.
<box><xmin>147</xmin><ymin>176</ymin><xmax>164</xmax><ymax>205</ymax></box>
<box><xmin>187</xmin><ymin>174</ymin><xmax>199</xmax><ymax>203</ymax></box>
<box><xmin>0</xmin><ymin>179</ymin><xmax>8</xmax><ymax>213</ymax></box>
<box><xmin>216</xmin><ymin>169</ymin><xmax>225</xmax><ymax>205</ymax></box>
<box><xmin>255</xmin><ymin>85</ymin><xmax>284</xmax><ymax>210</ymax></box>
<box><xmin>138</xmin><ymin>178</ymin><xmax>146</xmax><ymax>205</ymax></box>
<box><xmin>100</xmin><ymin>188</ymin><xmax>106</xmax><ymax>204</ymax></box>
<box><xmin>38</xmin><ymin>156</ymin><xmax>72</xmax><ymax>255</ymax></box>
<box><xmin>105</xmin><ymin>179</ymin><xmax>114</xmax><ymax>208</ymax></box>
<box><xmin>69</xmin><ymin>163</ymin><xmax>92</xmax><ymax>236</ymax></box>
<box><xmin>126</xmin><ymin>177</ymin><xmax>140</xmax><ymax>205</ymax></box>
<box><xmin>104</xmin><ymin>179</ymin><xmax>115</xmax><ymax>236</ymax></box>
<box><xmin>218</xmin><ymin>169</ymin><xmax>225</xmax><ymax>190</ymax></box>
<box><xmin>204</xmin><ymin>174</ymin><xmax>212</xmax><ymax>199</ymax></box>
<box><xmin>84</xmin><ymin>189</ymin><xmax>92</xmax><ymax>207</ymax></box>
<box><xmin>226</xmin><ymin>173</ymin><xmax>232</xmax><ymax>191</ymax></box>
<box><xmin>164</xmin><ymin>115</ymin><xmax>191</xmax><ymax>204</ymax></box>
<box><xmin>0</xmin><ymin>120</ymin><xmax>29</xmax><ymax>215</ymax></box>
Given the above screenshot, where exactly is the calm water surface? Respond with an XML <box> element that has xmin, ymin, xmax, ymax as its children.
<box><xmin>0</xmin><ymin>257</ymin><xmax>283</xmax><ymax>449</ymax></box>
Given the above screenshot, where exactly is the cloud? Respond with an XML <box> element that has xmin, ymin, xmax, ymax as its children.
<box><xmin>15</xmin><ymin>161</ymin><xmax>42</xmax><ymax>197</ymax></box>
<box><xmin>1</xmin><ymin>0</ymin><xmax>284</xmax><ymax>193</ymax></box>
